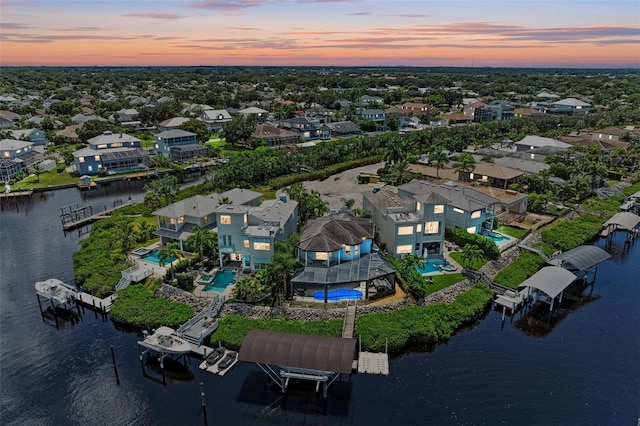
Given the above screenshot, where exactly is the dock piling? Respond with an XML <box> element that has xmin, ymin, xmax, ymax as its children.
<box><xmin>200</xmin><ymin>382</ymin><xmax>208</xmax><ymax>426</ymax></box>
<box><xmin>111</xmin><ymin>345</ymin><xmax>120</xmax><ymax>385</ymax></box>
<box><xmin>36</xmin><ymin>295</ymin><xmax>45</xmax><ymax>322</ymax></box>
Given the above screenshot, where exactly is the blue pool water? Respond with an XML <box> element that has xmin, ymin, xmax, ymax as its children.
<box><xmin>141</xmin><ymin>249</ymin><xmax>176</xmax><ymax>265</ymax></box>
<box><xmin>313</xmin><ymin>288</ymin><xmax>363</xmax><ymax>301</ymax></box>
<box><xmin>203</xmin><ymin>269</ymin><xmax>236</xmax><ymax>292</ymax></box>
<box><xmin>482</xmin><ymin>231</ymin><xmax>509</xmax><ymax>243</ymax></box>
<box><xmin>415</xmin><ymin>258</ymin><xmax>445</xmax><ymax>274</ymax></box>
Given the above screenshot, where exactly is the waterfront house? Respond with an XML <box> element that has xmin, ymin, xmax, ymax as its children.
<box><xmin>215</xmin><ymin>195</ymin><xmax>298</xmax><ymax>272</ymax></box>
<box><xmin>153</xmin><ymin>129</ymin><xmax>207</xmax><ymax>162</ymax></box>
<box><xmin>363</xmin><ymin>189</ymin><xmax>448</xmax><ymax>257</ymax></box>
<box><xmin>552</xmin><ymin>98</ymin><xmax>590</xmax><ymax>115</ymax></box>
<box><xmin>72</xmin><ymin>131</ymin><xmax>149</xmax><ymax>175</ymax></box>
<box><xmin>398</xmin><ymin>180</ymin><xmax>499</xmax><ymax>235</ymax></box>
<box><xmin>290</xmin><ymin>211</ymin><xmax>396</xmax><ymax>300</ymax></box>
<box><xmin>0</xmin><ymin>138</ymin><xmax>36</xmax><ymax>181</ymax></box>
<box><xmin>152</xmin><ymin>188</ymin><xmax>262</xmax><ymax>250</ymax></box>
<box><xmin>200</xmin><ymin>109</ymin><xmax>232</xmax><ymax>132</ymax></box>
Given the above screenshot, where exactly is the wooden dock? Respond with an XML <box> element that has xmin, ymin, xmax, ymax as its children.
<box><xmin>0</xmin><ymin>190</ymin><xmax>33</xmax><ymax>198</ymax></box>
<box><xmin>62</xmin><ymin>200</ymin><xmax>135</xmax><ymax>231</ymax></box>
<box><xmin>75</xmin><ymin>292</ymin><xmax>116</xmax><ymax>313</ymax></box>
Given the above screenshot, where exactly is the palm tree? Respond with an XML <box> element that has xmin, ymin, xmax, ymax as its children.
<box><xmin>390</xmin><ymin>161</ymin><xmax>413</xmax><ymax>186</ymax></box>
<box><xmin>233</xmin><ymin>276</ymin><xmax>264</xmax><ymax>301</ymax></box>
<box><xmin>158</xmin><ymin>242</ymin><xmax>181</xmax><ymax>279</ymax></box>
<box><xmin>31</xmin><ymin>164</ymin><xmax>44</xmax><ymax>183</ymax></box>
<box><xmin>340</xmin><ymin>197</ymin><xmax>355</xmax><ymax>210</ymax></box>
<box><xmin>187</xmin><ymin>226</ymin><xmax>216</xmax><ymax>264</ymax></box>
<box><xmin>137</xmin><ymin>221</ymin><xmax>156</xmax><ymax>243</ymax></box>
<box><xmin>400</xmin><ymin>253</ymin><xmax>425</xmax><ymax>271</ymax></box>
<box><xmin>453</xmin><ymin>153</ymin><xmax>476</xmax><ymax>180</ymax></box>
<box><xmin>430</xmin><ymin>149</ymin><xmax>449</xmax><ymax>179</ymax></box>
<box><xmin>383</xmin><ymin>141</ymin><xmax>405</xmax><ymax>166</ymax></box>
<box><xmin>269</xmin><ymin>252</ymin><xmax>298</xmax><ymax>300</ymax></box>
<box><xmin>461</xmin><ymin>244</ymin><xmax>484</xmax><ymax>268</ymax></box>
<box><xmin>217</xmin><ymin>196</ymin><xmax>231</xmax><ymax>206</ymax></box>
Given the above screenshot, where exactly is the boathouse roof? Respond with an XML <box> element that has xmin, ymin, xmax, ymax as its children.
<box><xmin>517</xmin><ymin>266</ymin><xmax>577</xmax><ymax>299</ymax></box>
<box><xmin>603</xmin><ymin>212</ymin><xmax>640</xmax><ymax>231</ymax></box>
<box><xmin>547</xmin><ymin>245</ymin><xmax>611</xmax><ymax>272</ymax></box>
<box><xmin>238</xmin><ymin>329</ymin><xmax>356</xmax><ymax>375</ymax></box>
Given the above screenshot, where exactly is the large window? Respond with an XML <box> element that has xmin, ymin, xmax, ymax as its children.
<box><xmin>220</xmin><ymin>215</ymin><xmax>231</xmax><ymax>224</ymax></box>
<box><xmin>396</xmin><ymin>244</ymin><xmax>413</xmax><ymax>254</ymax></box>
<box><xmin>243</xmin><ymin>239</ymin><xmax>249</xmax><ymax>248</ymax></box>
<box><xmin>467</xmin><ymin>226</ymin><xmax>477</xmax><ymax>234</ymax></box>
<box><xmin>316</xmin><ymin>252</ymin><xmax>328</xmax><ymax>260</ymax></box>
<box><xmin>453</xmin><ymin>207</ymin><xmax>464</xmax><ymax>214</ymax></box>
<box><xmin>416</xmin><ymin>224</ymin><xmax>422</xmax><ymax>233</ymax></box>
<box><xmin>424</xmin><ymin>221</ymin><xmax>440</xmax><ymax>234</ymax></box>
<box><xmin>345</xmin><ymin>246</ymin><xmax>351</xmax><ymax>255</ymax></box>
<box><xmin>253</xmin><ymin>242</ymin><xmax>271</xmax><ymax>251</ymax></box>
<box><xmin>471</xmin><ymin>210</ymin><xmax>482</xmax><ymax>219</ymax></box>
<box><xmin>434</xmin><ymin>205</ymin><xmax>444</xmax><ymax>214</ymax></box>
<box><xmin>397</xmin><ymin>226</ymin><xmax>414</xmax><ymax>235</ymax></box>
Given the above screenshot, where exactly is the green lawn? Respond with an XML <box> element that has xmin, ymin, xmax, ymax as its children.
<box><xmin>495</xmin><ymin>225</ymin><xmax>528</xmax><ymax>239</ymax></box>
<box><xmin>425</xmin><ymin>273</ymin><xmax>466</xmax><ymax>295</ymax></box>
<box><xmin>13</xmin><ymin>169</ymin><xmax>78</xmax><ymax>189</ymax></box>
<box><xmin>449</xmin><ymin>252</ymin><xmax>488</xmax><ymax>270</ymax></box>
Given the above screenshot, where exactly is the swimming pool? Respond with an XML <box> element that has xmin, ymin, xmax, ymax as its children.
<box><xmin>132</xmin><ymin>247</ymin><xmax>151</xmax><ymax>256</ymax></box>
<box><xmin>482</xmin><ymin>231</ymin><xmax>509</xmax><ymax>243</ymax></box>
<box><xmin>141</xmin><ymin>249</ymin><xmax>177</xmax><ymax>266</ymax></box>
<box><xmin>203</xmin><ymin>270</ymin><xmax>236</xmax><ymax>292</ymax></box>
<box><xmin>415</xmin><ymin>258</ymin><xmax>445</xmax><ymax>274</ymax></box>
<box><xmin>313</xmin><ymin>288</ymin><xmax>363</xmax><ymax>301</ymax></box>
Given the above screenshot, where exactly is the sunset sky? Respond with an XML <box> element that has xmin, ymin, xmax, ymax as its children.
<box><xmin>1</xmin><ymin>0</ymin><xmax>639</xmax><ymax>67</ymax></box>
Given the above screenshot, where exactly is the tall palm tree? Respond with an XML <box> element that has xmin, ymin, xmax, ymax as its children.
<box><xmin>390</xmin><ymin>161</ymin><xmax>413</xmax><ymax>186</ymax></box>
<box><xmin>430</xmin><ymin>149</ymin><xmax>449</xmax><ymax>179</ymax></box>
<box><xmin>187</xmin><ymin>226</ymin><xmax>216</xmax><ymax>264</ymax></box>
<box><xmin>383</xmin><ymin>141</ymin><xmax>405</xmax><ymax>166</ymax></box>
<box><xmin>453</xmin><ymin>153</ymin><xmax>476</xmax><ymax>180</ymax></box>
<box><xmin>217</xmin><ymin>196</ymin><xmax>231</xmax><ymax>206</ymax></box>
<box><xmin>461</xmin><ymin>244</ymin><xmax>484</xmax><ymax>268</ymax></box>
<box><xmin>340</xmin><ymin>197</ymin><xmax>355</xmax><ymax>210</ymax></box>
<box><xmin>158</xmin><ymin>242</ymin><xmax>181</xmax><ymax>279</ymax></box>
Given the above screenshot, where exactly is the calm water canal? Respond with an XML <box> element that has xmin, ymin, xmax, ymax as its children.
<box><xmin>1</xmin><ymin>185</ymin><xmax>638</xmax><ymax>426</ymax></box>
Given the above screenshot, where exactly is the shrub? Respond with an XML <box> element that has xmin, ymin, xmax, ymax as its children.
<box><xmin>210</xmin><ymin>315</ymin><xmax>344</xmax><ymax>350</ymax></box>
<box><xmin>540</xmin><ymin>214</ymin><xmax>604</xmax><ymax>251</ymax></box>
<box><xmin>175</xmin><ymin>273</ymin><xmax>195</xmax><ymax>291</ymax></box>
<box><xmin>357</xmin><ymin>284</ymin><xmax>493</xmax><ymax>353</ymax></box>
<box><xmin>493</xmin><ymin>252</ymin><xmax>546</xmax><ymax>289</ymax></box>
<box><xmin>110</xmin><ymin>284</ymin><xmax>193</xmax><ymax>329</ymax></box>
<box><xmin>446</xmin><ymin>227</ymin><xmax>500</xmax><ymax>260</ymax></box>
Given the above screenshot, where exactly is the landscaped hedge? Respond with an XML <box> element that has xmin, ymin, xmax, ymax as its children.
<box><xmin>357</xmin><ymin>284</ymin><xmax>493</xmax><ymax>354</ymax></box>
<box><xmin>540</xmin><ymin>214</ymin><xmax>605</xmax><ymax>252</ymax></box>
<box><xmin>446</xmin><ymin>227</ymin><xmax>500</xmax><ymax>260</ymax></box>
<box><xmin>268</xmin><ymin>155</ymin><xmax>383</xmax><ymax>190</ymax></box>
<box><xmin>210</xmin><ymin>314</ymin><xmax>344</xmax><ymax>349</ymax></box>
<box><xmin>110</xmin><ymin>284</ymin><xmax>193</xmax><ymax>329</ymax></box>
<box><xmin>493</xmin><ymin>252</ymin><xmax>546</xmax><ymax>289</ymax></box>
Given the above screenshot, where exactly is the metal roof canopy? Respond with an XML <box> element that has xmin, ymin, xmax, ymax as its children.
<box><xmin>239</xmin><ymin>329</ymin><xmax>356</xmax><ymax>375</ymax></box>
<box><xmin>518</xmin><ymin>266</ymin><xmax>577</xmax><ymax>299</ymax></box>
<box><xmin>547</xmin><ymin>245</ymin><xmax>611</xmax><ymax>272</ymax></box>
<box><xmin>603</xmin><ymin>212</ymin><xmax>640</xmax><ymax>231</ymax></box>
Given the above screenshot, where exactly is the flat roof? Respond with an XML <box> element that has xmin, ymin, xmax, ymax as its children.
<box><xmin>547</xmin><ymin>245</ymin><xmax>611</xmax><ymax>272</ymax></box>
<box><xmin>518</xmin><ymin>266</ymin><xmax>577</xmax><ymax>299</ymax></box>
<box><xmin>238</xmin><ymin>329</ymin><xmax>356</xmax><ymax>374</ymax></box>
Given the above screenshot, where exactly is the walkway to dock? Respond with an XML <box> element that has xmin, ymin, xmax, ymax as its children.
<box><xmin>176</xmin><ymin>295</ymin><xmax>226</xmax><ymax>346</ymax></box>
<box><xmin>0</xmin><ymin>190</ymin><xmax>33</xmax><ymax>198</ymax></box>
<box><xmin>342</xmin><ymin>300</ymin><xmax>356</xmax><ymax>339</ymax></box>
<box><xmin>61</xmin><ymin>200</ymin><xmax>135</xmax><ymax>230</ymax></box>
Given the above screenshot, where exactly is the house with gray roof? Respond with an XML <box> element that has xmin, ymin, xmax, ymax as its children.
<box><xmin>515</xmin><ymin>135</ymin><xmax>571</xmax><ymax>152</ymax></box>
<box><xmin>152</xmin><ymin>188</ymin><xmax>263</xmax><ymax>250</ymax></box>
<box><xmin>153</xmin><ymin>129</ymin><xmax>207</xmax><ymax>162</ymax></box>
<box><xmin>319</xmin><ymin>121</ymin><xmax>361</xmax><ymax>139</ymax></box>
<box><xmin>363</xmin><ymin>189</ymin><xmax>448</xmax><ymax>257</ymax></box>
<box><xmin>72</xmin><ymin>131</ymin><xmax>148</xmax><ymax>175</ymax></box>
<box><xmin>0</xmin><ymin>138</ymin><xmax>36</xmax><ymax>181</ymax></box>
<box><xmin>200</xmin><ymin>109</ymin><xmax>232</xmax><ymax>132</ymax></box>
<box><xmin>9</xmin><ymin>128</ymin><xmax>48</xmax><ymax>146</ymax></box>
<box><xmin>157</xmin><ymin>117</ymin><xmax>190</xmax><ymax>132</ymax></box>
<box><xmin>216</xmin><ymin>195</ymin><xmax>298</xmax><ymax>272</ymax></box>
<box><xmin>290</xmin><ymin>211</ymin><xmax>396</xmax><ymax>301</ymax></box>
<box><xmin>552</xmin><ymin>98</ymin><xmax>590</xmax><ymax>115</ymax></box>
<box><xmin>398</xmin><ymin>180</ymin><xmax>498</xmax><ymax>235</ymax></box>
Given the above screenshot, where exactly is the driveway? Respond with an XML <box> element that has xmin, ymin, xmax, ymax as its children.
<box><xmin>298</xmin><ymin>162</ymin><xmax>387</xmax><ymax>210</ymax></box>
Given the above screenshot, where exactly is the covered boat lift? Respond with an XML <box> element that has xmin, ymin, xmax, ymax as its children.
<box><xmin>547</xmin><ymin>245</ymin><xmax>611</xmax><ymax>284</ymax></box>
<box><xmin>602</xmin><ymin>212</ymin><xmax>640</xmax><ymax>248</ymax></box>
<box><xmin>517</xmin><ymin>266</ymin><xmax>577</xmax><ymax>312</ymax></box>
<box><xmin>238</xmin><ymin>329</ymin><xmax>356</xmax><ymax>409</ymax></box>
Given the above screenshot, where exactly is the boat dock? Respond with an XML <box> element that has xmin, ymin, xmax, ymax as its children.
<box><xmin>0</xmin><ymin>189</ymin><xmax>33</xmax><ymax>198</ymax></box>
<box><xmin>357</xmin><ymin>352</ymin><xmax>389</xmax><ymax>375</ymax></box>
<box><xmin>75</xmin><ymin>291</ymin><xmax>116</xmax><ymax>313</ymax></box>
<box><xmin>61</xmin><ymin>200</ymin><xmax>135</xmax><ymax>231</ymax></box>
<box><xmin>198</xmin><ymin>349</ymin><xmax>238</xmax><ymax>376</ymax></box>
<box><xmin>342</xmin><ymin>300</ymin><xmax>356</xmax><ymax>339</ymax></box>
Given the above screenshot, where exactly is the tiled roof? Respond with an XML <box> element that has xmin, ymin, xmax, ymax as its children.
<box><xmin>298</xmin><ymin>212</ymin><xmax>374</xmax><ymax>252</ymax></box>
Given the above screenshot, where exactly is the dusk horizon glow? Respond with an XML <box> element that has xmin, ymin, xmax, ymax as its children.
<box><xmin>1</xmin><ymin>0</ymin><xmax>639</xmax><ymax>68</ymax></box>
